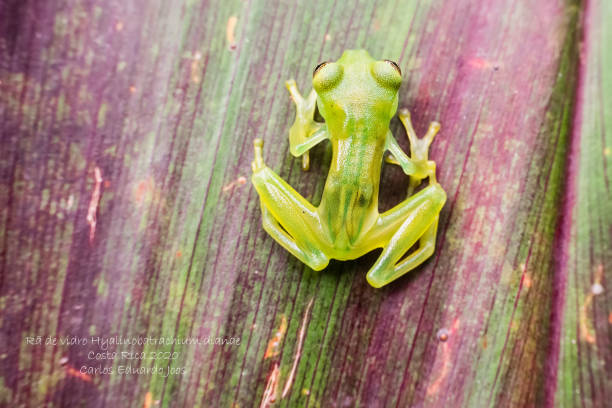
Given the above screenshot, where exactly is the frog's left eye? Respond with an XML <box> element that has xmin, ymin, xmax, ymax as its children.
<box><xmin>384</xmin><ymin>60</ymin><xmax>402</xmax><ymax>76</ymax></box>
<box><xmin>371</xmin><ymin>60</ymin><xmax>402</xmax><ymax>89</ymax></box>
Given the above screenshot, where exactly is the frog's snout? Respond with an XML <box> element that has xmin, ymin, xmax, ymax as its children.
<box><xmin>340</xmin><ymin>49</ymin><xmax>372</xmax><ymax>59</ymax></box>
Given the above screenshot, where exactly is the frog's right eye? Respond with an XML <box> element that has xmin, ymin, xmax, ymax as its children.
<box><xmin>313</xmin><ymin>62</ymin><xmax>343</xmax><ymax>91</ymax></box>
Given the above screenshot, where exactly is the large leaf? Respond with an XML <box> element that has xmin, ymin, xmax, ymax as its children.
<box><xmin>554</xmin><ymin>0</ymin><xmax>612</xmax><ymax>405</ymax></box>
<box><xmin>0</xmin><ymin>0</ymin><xmax>609</xmax><ymax>406</ymax></box>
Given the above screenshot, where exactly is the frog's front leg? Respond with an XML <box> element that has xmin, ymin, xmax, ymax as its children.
<box><xmin>251</xmin><ymin>139</ymin><xmax>330</xmax><ymax>270</ymax></box>
<box><xmin>365</xmin><ymin>184</ymin><xmax>446</xmax><ymax>288</ymax></box>
<box><xmin>285</xmin><ymin>80</ymin><xmax>328</xmax><ymax>171</ymax></box>
<box><xmin>386</xmin><ymin>109</ymin><xmax>440</xmax><ymax>194</ymax></box>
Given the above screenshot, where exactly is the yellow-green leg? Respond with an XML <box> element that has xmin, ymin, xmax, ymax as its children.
<box><xmin>285</xmin><ymin>80</ymin><xmax>327</xmax><ymax>171</ymax></box>
<box><xmin>386</xmin><ymin>109</ymin><xmax>440</xmax><ymax>195</ymax></box>
<box><xmin>399</xmin><ymin>108</ymin><xmax>440</xmax><ymax>193</ymax></box>
<box><xmin>251</xmin><ymin>139</ymin><xmax>330</xmax><ymax>270</ymax></box>
<box><xmin>365</xmin><ymin>183</ymin><xmax>446</xmax><ymax>288</ymax></box>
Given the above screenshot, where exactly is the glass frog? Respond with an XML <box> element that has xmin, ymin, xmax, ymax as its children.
<box><xmin>251</xmin><ymin>49</ymin><xmax>446</xmax><ymax>288</ymax></box>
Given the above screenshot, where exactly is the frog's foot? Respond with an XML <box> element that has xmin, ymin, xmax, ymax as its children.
<box><xmin>251</xmin><ymin>138</ymin><xmax>266</xmax><ymax>173</ymax></box>
<box><xmin>251</xmin><ymin>157</ymin><xmax>330</xmax><ymax>270</ymax></box>
<box><xmin>285</xmin><ymin>80</ymin><xmax>325</xmax><ymax>171</ymax></box>
<box><xmin>398</xmin><ymin>109</ymin><xmax>441</xmax><ymax>190</ymax></box>
<box><xmin>365</xmin><ymin>184</ymin><xmax>446</xmax><ymax>288</ymax></box>
<box><xmin>398</xmin><ymin>108</ymin><xmax>440</xmax><ymax>162</ymax></box>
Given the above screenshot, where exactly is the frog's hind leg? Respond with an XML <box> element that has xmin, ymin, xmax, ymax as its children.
<box><xmin>365</xmin><ymin>184</ymin><xmax>446</xmax><ymax>288</ymax></box>
<box><xmin>251</xmin><ymin>139</ymin><xmax>330</xmax><ymax>270</ymax></box>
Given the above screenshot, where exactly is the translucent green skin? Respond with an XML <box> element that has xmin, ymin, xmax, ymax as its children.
<box><xmin>251</xmin><ymin>49</ymin><xmax>446</xmax><ymax>288</ymax></box>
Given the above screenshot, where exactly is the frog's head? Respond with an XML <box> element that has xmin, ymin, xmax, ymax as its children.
<box><xmin>312</xmin><ymin>49</ymin><xmax>401</xmax><ymax>128</ymax></box>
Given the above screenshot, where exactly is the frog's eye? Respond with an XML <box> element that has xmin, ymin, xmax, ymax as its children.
<box><xmin>371</xmin><ymin>60</ymin><xmax>402</xmax><ymax>89</ymax></box>
<box><xmin>313</xmin><ymin>62</ymin><xmax>343</xmax><ymax>91</ymax></box>
<box><xmin>313</xmin><ymin>62</ymin><xmax>328</xmax><ymax>77</ymax></box>
<box><xmin>384</xmin><ymin>60</ymin><xmax>402</xmax><ymax>76</ymax></box>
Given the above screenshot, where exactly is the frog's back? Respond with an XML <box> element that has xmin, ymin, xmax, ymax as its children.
<box><xmin>317</xmin><ymin>126</ymin><xmax>386</xmax><ymax>252</ymax></box>
<box><xmin>312</xmin><ymin>49</ymin><xmax>402</xmax><ymax>252</ymax></box>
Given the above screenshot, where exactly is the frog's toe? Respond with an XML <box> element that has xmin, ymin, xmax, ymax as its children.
<box><xmin>365</xmin><ymin>272</ymin><xmax>386</xmax><ymax>289</ymax></box>
<box><xmin>306</xmin><ymin>251</ymin><xmax>329</xmax><ymax>271</ymax></box>
<box><xmin>251</xmin><ymin>138</ymin><xmax>266</xmax><ymax>172</ymax></box>
<box><xmin>398</xmin><ymin>108</ymin><xmax>411</xmax><ymax>119</ymax></box>
<box><xmin>285</xmin><ymin>79</ymin><xmax>302</xmax><ymax>103</ymax></box>
<box><xmin>285</xmin><ymin>79</ymin><xmax>297</xmax><ymax>90</ymax></box>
